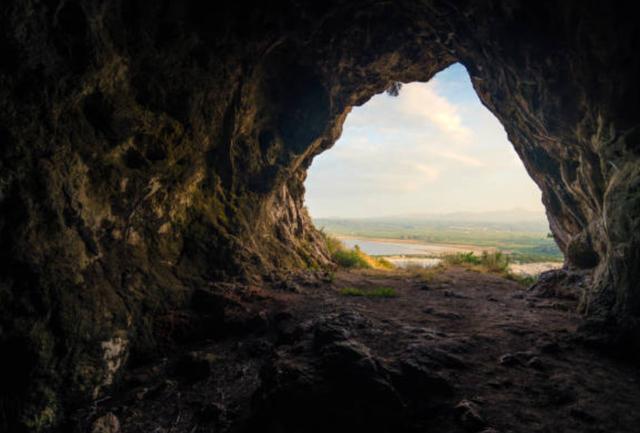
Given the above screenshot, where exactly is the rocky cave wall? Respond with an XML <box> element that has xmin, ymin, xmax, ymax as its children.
<box><xmin>1</xmin><ymin>0</ymin><xmax>639</xmax><ymax>431</ymax></box>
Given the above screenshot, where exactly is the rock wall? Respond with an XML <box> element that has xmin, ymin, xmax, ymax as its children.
<box><xmin>0</xmin><ymin>0</ymin><xmax>638</xmax><ymax>431</ymax></box>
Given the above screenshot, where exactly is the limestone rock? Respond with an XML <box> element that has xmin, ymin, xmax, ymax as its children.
<box><xmin>0</xmin><ymin>1</ymin><xmax>639</xmax><ymax>430</ymax></box>
<box><xmin>91</xmin><ymin>413</ymin><xmax>120</xmax><ymax>433</ymax></box>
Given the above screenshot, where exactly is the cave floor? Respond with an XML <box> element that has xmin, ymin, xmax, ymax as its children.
<box><xmin>88</xmin><ymin>267</ymin><xmax>640</xmax><ymax>433</ymax></box>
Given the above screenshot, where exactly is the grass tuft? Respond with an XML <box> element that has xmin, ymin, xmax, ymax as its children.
<box><xmin>442</xmin><ymin>250</ymin><xmax>537</xmax><ymax>286</ymax></box>
<box><xmin>442</xmin><ymin>251</ymin><xmax>482</xmax><ymax>266</ymax></box>
<box><xmin>332</xmin><ymin>248</ymin><xmax>371</xmax><ymax>268</ymax></box>
<box><xmin>442</xmin><ymin>251</ymin><xmax>510</xmax><ymax>273</ymax></box>
<box><xmin>506</xmin><ymin>273</ymin><xmax>538</xmax><ymax>287</ymax></box>
<box><xmin>339</xmin><ymin>286</ymin><xmax>398</xmax><ymax>298</ymax></box>
<box><xmin>405</xmin><ymin>262</ymin><xmax>446</xmax><ymax>282</ymax></box>
<box><xmin>479</xmin><ymin>251</ymin><xmax>511</xmax><ymax>273</ymax></box>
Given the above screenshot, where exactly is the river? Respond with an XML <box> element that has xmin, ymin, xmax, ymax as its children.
<box><xmin>340</xmin><ymin>237</ymin><xmax>561</xmax><ymax>276</ymax></box>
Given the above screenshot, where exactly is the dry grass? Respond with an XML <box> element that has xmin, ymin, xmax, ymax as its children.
<box><xmin>441</xmin><ymin>251</ymin><xmax>536</xmax><ymax>286</ymax></box>
<box><xmin>442</xmin><ymin>251</ymin><xmax>510</xmax><ymax>273</ymax></box>
<box><xmin>320</xmin><ymin>231</ymin><xmax>536</xmax><ymax>288</ymax></box>
<box><xmin>321</xmin><ymin>231</ymin><xmax>394</xmax><ymax>270</ymax></box>
<box><xmin>404</xmin><ymin>262</ymin><xmax>446</xmax><ymax>283</ymax></box>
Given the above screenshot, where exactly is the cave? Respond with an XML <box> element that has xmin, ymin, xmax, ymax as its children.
<box><xmin>1</xmin><ymin>1</ymin><xmax>639</xmax><ymax>432</ymax></box>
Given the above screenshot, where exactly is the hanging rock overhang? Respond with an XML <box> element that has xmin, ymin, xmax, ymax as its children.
<box><xmin>0</xmin><ymin>1</ymin><xmax>639</xmax><ymax>431</ymax></box>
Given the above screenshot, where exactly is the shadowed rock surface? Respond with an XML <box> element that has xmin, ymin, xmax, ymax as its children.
<box><xmin>83</xmin><ymin>269</ymin><xmax>640</xmax><ymax>433</ymax></box>
<box><xmin>0</xmin><ymin>1</ymin><xmax>639</xmax><ymax>431</ymax></box>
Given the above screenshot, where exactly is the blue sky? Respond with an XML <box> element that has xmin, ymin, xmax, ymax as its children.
<box><xmin>304</xmin><ymin>63</ymin><xmax>545</xmax><ymax>219</ymax></box>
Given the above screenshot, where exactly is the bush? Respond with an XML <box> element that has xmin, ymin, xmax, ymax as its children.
<box><xmin>333</xmin><ymin>248</ymin><xmax>370</xmax><ymax>268</ymax></box>
<box><xmin>372</xmin><ymin>255</ymin><xmax>395</xmax><ymax>269</ymax></box>
<box><xmin>443</xmin><ymin>251</ymin><xmax>482</xmax><ymax>266</ymax></box>
<box><xmin>319</xmin><ymin>230</ymin><xmax>394</xmax><ymax>270</ymax></box>
<box><xmin>323</xmin><ymin>232</ymin><xmax>344</xmax><ymax>255</ymax></box>
<box><xmin>442</xmin><ymin>250</ymin><xmax>543</xmax><ymax>286</ymax></box>
<box><xmin>442</xmin><ymin>250</ymin><xmax>510</xmax><ymax>274</ymax></box>
<box><xmin>480</xmin><ymin>251</ymin><xmax>510</xmax><ymax>273</ymax></box>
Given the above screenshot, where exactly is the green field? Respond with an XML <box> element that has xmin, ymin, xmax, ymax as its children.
<box><xmin>315</xmin><ymin>216</ymin><xmax>563</xmax><ymax>263</ymax></box>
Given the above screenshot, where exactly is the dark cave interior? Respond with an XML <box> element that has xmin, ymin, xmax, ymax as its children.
<box><xmin>1</xmin><ymin>1</ymin><xmax>639</xmax><ymax>432</ymax></box>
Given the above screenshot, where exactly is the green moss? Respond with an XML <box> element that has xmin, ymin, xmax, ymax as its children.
<box><xmin>506</xmin><ymin>273</ymin><xmax>538</xmax><ymax>287</ymax></box>
<box><xmin>340</xmin><ymin>286</ymin><xmax>398</xmax><ymax>298</ymax></box>
<box><xmin>21</xmin><ymin>388</ymin><xmax>58</xmax><ymax>432</ymax></box>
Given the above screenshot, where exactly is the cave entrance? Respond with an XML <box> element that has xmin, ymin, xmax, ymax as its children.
<box><xmin>305</xmin><ymin>63</ymin><xmax>563</xmax><ymax>276</ymax></box>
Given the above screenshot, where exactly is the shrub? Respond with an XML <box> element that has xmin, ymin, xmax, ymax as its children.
<box><xmin>443</xmin><ymin>251</ymin><xmax>482</xmax><ymax>266</ymax></box>
<box><xmin>480</xmin><ymin>251</ymin><xmax>510</xmax><ymax>273</ymax></box>
<box><xmin>319</xmin><ymin>230</ymin><xmax>394</xmax><ymax>270</ymax></box>
<box><xmin>370</xmin><ymin>255</ymin><xmax>395</xmax><ymax>270</ymax></box>
<box><xmin>442</xmin><ymin>251</ymin><xmax>510</xmax><ymax>272</ymax></box>
<box><xmin>442</xmin><ymin>250</ymin><xmax>544</xmax><ymax>286</ymax></box>
<box><xmin>323</xmin><ymin>231</ymin><xmax>344</xmax><ymax>255</ymax></box>
<box><xmin>333</xmin><ymin>248</ymin><xmax>370</xmax><ymax>268</ymax></box>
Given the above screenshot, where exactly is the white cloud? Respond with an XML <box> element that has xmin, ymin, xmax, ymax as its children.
<box><xmin>398</xmin><ymin>82</ymin><xmax>473</xmax><ymax>144</ymax></box>
<box><xmin>305</xmin><ymin>64</ymin><xmax>544</xmax><ymax>218</ymax></box>
<box><xmin>413</xmin><ymin>163</ymin><xmax>440</xmax><ymax>181</ymax></box>
<box><xmin>434</xmin><ymin>150</ymin><xmax>485</xmax><ymax>167</ymax></box>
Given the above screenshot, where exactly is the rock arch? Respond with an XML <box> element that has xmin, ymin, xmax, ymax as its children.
<box><xmin>0</xmin><ymin>1</ymin><xmax>638</xmax><ymax>430</ymax></box>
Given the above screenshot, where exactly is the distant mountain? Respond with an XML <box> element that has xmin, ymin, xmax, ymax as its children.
<box><xmin>316</xmin><ymin>208</ymin><xmax>547</xmax><ymax>223</ymax></box>
<box><xmin>379</xmin><ymin>208</ymin><xmax>547</xmax><ymax>224</ymax></box>
<box><xmin>314</xmin><ymin>208</ymin><xmax>551</xmax><ymax>233</ymax></box>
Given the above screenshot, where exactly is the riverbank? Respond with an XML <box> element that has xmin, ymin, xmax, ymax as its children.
<box><xmin>338</xmin><ymin>236</ymin><xmax>562</xmax><ymax>276</ymax></box>
<box><xmin>339</xmin><ymin>235</ymin><xmax>491</xmax><ymax>256</ymax></box>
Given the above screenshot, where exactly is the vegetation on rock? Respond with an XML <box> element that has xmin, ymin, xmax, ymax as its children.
<box><xmin>0</xmin><ymin>0</ymin><xmax>638</xmax><ymax>430</ymax></box>
<box><xmin>321</xmin><ymin>232</ymin><xmax>394</xmax><ymax>270</ymax></box>
<box><xmin>339</xmin><ymin>286</ymin><xmax>398</xmax><ymax>298</ymax></box>
<box><xmin>441</xmin><ymin>251</ymin><xmax>538</xmax><ymax>287</ymax></box>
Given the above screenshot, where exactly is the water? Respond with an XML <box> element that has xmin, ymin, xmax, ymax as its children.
<box><xmin>341</xmin><ymin>237</ymin><xmax>562</xmax><ymax>276</ymax></box>
<box><xmin>340</xmin><ymin>237</ymin><xmax>481</xmax><ymax>256</ymax></box>
<box><xmin>385</xmin><ymin>256</ymin><xmax>442</xmax><ymax>268</ymax></box>
<box><xmin>340</xmin><ymin>238</ymin><xmax>435</xmax><ymax>255</ymax></box>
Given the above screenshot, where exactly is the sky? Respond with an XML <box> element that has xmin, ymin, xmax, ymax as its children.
<box><xmin>304</xmin><ymin>63</ymin><xmax>545</xmax><ymax>219</ymax></box>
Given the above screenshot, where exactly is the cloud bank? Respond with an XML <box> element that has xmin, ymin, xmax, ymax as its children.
<box><xmin>305</xmin><ymin>63</ymin><xmax>544</xmax><ymax>218</ymax></box>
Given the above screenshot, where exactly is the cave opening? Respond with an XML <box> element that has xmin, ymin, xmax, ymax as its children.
<box><xmin>2</xmin><ymin>2</ymin><xmax>640</xmax><ymax>432</ymax></box>
<box><xmin>305</xmin><ymin>63</ymin><xmax>563</xmax><ymax>275</ymax></box>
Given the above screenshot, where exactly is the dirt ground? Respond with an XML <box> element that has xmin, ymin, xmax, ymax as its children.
<box><xmin>87</xmin><ymin>267</ymin><xmax>640</xmax><ymax>433</ymax></box>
